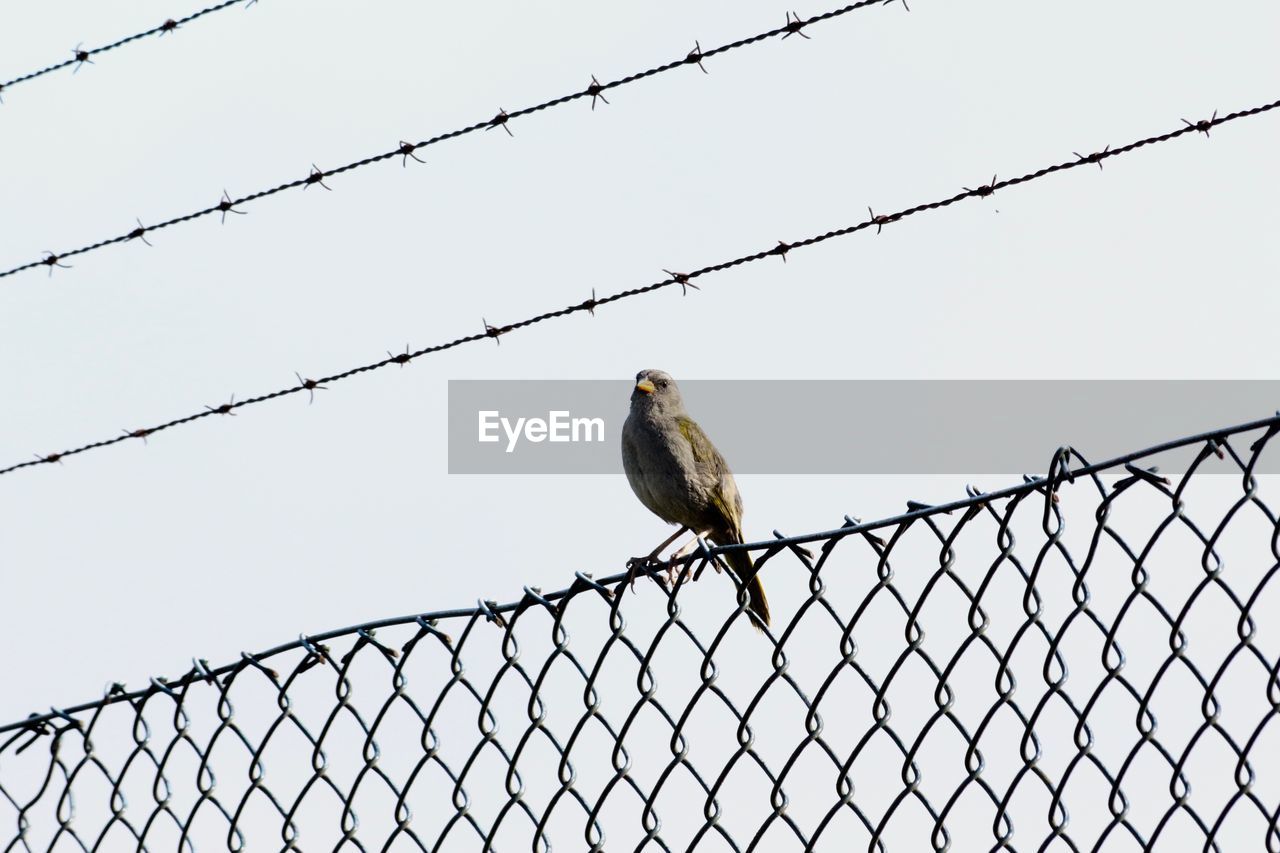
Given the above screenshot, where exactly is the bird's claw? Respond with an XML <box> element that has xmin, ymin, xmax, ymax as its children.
<box><xmin>662</xmin><ymin>560</ymin><xmax>681</xmax><ymax>590</ymax></box>
<box><xmin>626</xmin><ymin>555</ymin><xmax>660</xmax><ymax>591</ymax></box>
<box><xmin>662</xmin><ymin>557</ymin><xmax>698</xmax><ymax>590</ymax></box>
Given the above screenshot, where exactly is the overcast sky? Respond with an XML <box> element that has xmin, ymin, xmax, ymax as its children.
<box><xmin>1</xmin><ymin>0</ymin><xmax>1278</xmax><ymax>778</ymax></box>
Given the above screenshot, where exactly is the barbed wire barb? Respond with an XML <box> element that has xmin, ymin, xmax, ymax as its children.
<box><xmin>217</xmin><ymin>190</ymin><xmax>245</xmax><ymax>223</ymax></box>
<box><xmin>204</xmin><ymin>395</ymin><xmax>237</xmax><ymax>415</ymax></box>
<box><xmin>867</xmin><ymin>206</ymin><xmax>891</xmax><ymax>233</ymax></box>
<box><xmin>399</xmin><ymin>141</ymin><xmax>425</xmax><ymax>167</ymax></box>
<box><xmin>483</xmin><ymin>318</ymin><xmax>505</xmax><ymax>345</ymax></box>
<box><xmin>487</xmin><ymin>109</ymin><xmax>513</xmax><ymax>137</ymax></box>
<box><xmin>41</xmin><ymin>253</ymin><xmax>70</xmax><ymax>276</ymax></box>
<box><xmin>963</xmin><ymin>174</ymin><xmax>998</xmax><ymax>198</ymax></box>
<box><xmin>1184</xmin><ymin>110</ymin><xmax>1220</xmax><ymax>136</ymax></box>
<box><xmin>1</xmin><ymin>98</ymin><xmax>1278</xmax><ymax>478</ymax></box>
<box><xmin>587</xmin><ymin>76</ymin><xmax>609</xmax><ymax>110</ymax></box>
<box><xmin>783</xmin><ymin>11</ymin><xmax>812</xmax><ymax>39</ymax></box>
<box><xmin>1074</xmin><ymin>145</ymin><xmax>1111</xmax><ymax>169</ymax></box>
<box><xmin>686</xmin><ymin>41</ymin><xmax>709</xmax><ymax>73</ymax></box>
<box><xmin>663</xmin><ymin>269</ymin><xmax>700</xmax><ymax>296</ymax></box>
<box><xmin>295</xmin><ymin>372</ymin><xmax>326</xmax><ymax>404</ymax></box>
<box><xmin>127</xmin><ymin>218</ymin><xmax>153</xmax><ymax>247</ymax></box>
<box><xmin>304</xmin><ymin>164</ymin><xmax>332</xmax><ymax>191</ymax></box>
<box><xmin>70</xmin><ymin>44</ymin><xmax>93</xmax><ymax>73</ymax></box>
<box><xmin>123</xmin><ymin>427</ymin><xmax>152</xmax><ymax>444</ymax></box>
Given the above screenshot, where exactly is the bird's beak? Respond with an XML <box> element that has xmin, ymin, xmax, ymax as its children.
<box><xmin>635</xmin><ymin>379</ymin><xmax>656</xmax><ymax>395</ymax></box>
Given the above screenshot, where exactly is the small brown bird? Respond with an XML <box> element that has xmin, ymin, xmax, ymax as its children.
<box><xmin>621</xmin><ymin>369</ymin><xmax>769</xmax><ymax>629</ymax></box>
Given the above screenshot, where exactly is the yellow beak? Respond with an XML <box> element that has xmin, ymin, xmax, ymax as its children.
<box><xmin>635</xmin><ymin>379</ymin><xmax>656</xmax><ymax>395</ymax></box>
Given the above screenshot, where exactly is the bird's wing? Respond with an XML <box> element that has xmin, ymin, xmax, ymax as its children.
<box><xmin>675</xmin><ymin>415</ymin><xmax>744</xmax><ymax>533</ymax></box>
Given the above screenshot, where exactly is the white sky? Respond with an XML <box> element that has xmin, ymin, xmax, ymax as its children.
<box><xmin>1</xmin><ymin>0</ymin><xmax>1279</xmax><ymax>846</ymax></box>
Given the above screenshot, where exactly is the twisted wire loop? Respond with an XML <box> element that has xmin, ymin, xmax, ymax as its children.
<box><xmin>2</xmin><ymin>416</ymin><xmax>1279</xmax><ymax>850</ymax></box>
<box><xmin>0</xmin><ymin>0</ymin><xmax>904</xmax><ymax>281</ymax></box>
<box><xmin>5</xmin><ymin>99</ymin><xmax>1279</xmax><ymax>481</ymax></box>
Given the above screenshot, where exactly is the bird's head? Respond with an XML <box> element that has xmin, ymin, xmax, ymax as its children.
<box><xmin>630</xmin><ymin>369</ymin><xmax>684</xmax><ymax>414</ymax></box>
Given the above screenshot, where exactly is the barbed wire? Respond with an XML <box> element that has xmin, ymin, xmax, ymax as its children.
<box><xmin>0</xmin><ymin>0</ymin><xmax>259</xmax><ymax>98</ymax></box>
<box><xmin>2</xmin><ymin>99</ymin><xmax>1277</xmax><ymax>477</ymax></box>
<box><xmin>2</xmin><ymin>415</ymin><xmax>1277</xmax><ymax>850</ymax></box>
<box><xmin>0</xmin><ymin>0</ymin><xmax>905</xmax><ymax>282</ymax></box>
<box><xmin>1</xmin><ymin>98</ymin><xmax>1276</xmax><ymax>481</ymax></box>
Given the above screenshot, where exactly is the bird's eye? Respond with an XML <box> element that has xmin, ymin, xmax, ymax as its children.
<box><xmin>658</xmin><ymin>380</ymin><xmax>668</xmax><ymax>388</ymax></box>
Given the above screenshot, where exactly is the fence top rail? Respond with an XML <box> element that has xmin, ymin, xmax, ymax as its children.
<box><xmin>2</xmin><ymin>410</ymin><xmax>1276</xmax><ymax>736</ymax></box>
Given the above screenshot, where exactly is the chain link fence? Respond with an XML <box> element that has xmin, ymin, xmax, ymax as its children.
<box><xmin>3</xmin><ymin>416</ymin><xmax>1279</xmax><ymax>851</ymax></box>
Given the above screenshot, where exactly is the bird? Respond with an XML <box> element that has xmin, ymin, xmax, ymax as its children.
<box><xmin>621</xmin><ymin>369</ymin><xmax>769</xmax><ymax>630</ymax></box>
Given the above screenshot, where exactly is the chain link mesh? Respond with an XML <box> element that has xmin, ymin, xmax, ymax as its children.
<box><xmin>3</xmin><ymin>418</ymin><xmax>1279</xmax><ymax>851</ymax></box>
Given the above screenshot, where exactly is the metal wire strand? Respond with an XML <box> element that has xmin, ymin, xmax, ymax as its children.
<box><xmin>0</xmin><ymin>0</ymin><xmax>257</xmax><ymax>96</ymax></box>
<box><xmin>2</xmin><ymin>415</ymin><xmax>1277</xmax><ymax>851</ymax></box>
<box><xmin>0</xmin><ymin>0</ymin><xmax>904</xmax><ymax>281</ymax></box>
<box><xmin>1</xmin><ymin>98</ymin><xmax>1276</xmax><ymax>479</ymax></box>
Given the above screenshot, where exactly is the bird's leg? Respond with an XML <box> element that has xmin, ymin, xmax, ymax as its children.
<box><xmin>627</xmin><ymin>526</ymin><xmax>689</xmax><ymax>591</ymax></box>
<box><xmin>648</xmin><ymin>526</ymin><xmax>689</xmax><ymax>562</ymax></box>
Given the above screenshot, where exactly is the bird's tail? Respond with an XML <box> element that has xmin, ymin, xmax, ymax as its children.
<box><xmin>723</xmin><ymin>548</ymin><xmax>770</xmax><ymax>631</ymax></box>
